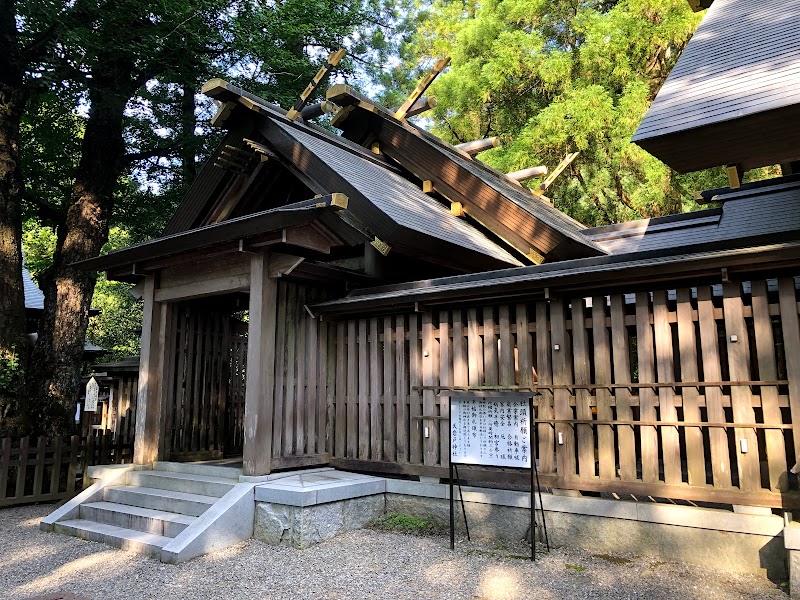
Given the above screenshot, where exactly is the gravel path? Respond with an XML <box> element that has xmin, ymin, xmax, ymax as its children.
<box><xmin>0</xmin><ymin>504</ymin><xmax>786</xmax><ymax>600</ymax></box>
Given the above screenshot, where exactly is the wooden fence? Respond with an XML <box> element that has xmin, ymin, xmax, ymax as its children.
<box><xmin>0</xmin><ymin>432</ymin><xmax>134</xmax><ymax>507</ymax></box>
<box><xmin>263</xmin><ymin>276</ymin><xmax>800</xmax><ymax>507</ymax></box>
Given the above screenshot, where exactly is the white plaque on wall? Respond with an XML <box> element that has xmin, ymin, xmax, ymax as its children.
<box><xmin>450</xmin><ymin>394</ymin><xmax>532</xmax><ymax>469</ymax></box>
<box><xmin>84</xmin><ymin>376</ymin><xmax>99</xmax><ymax>412</ymax></box>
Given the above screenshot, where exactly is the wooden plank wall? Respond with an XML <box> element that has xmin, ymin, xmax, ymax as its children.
<box><xmin>302</xmin><ymin>277</ymin><xmax>800</xmax><ymax>507</ymax></box>
<box><xmin>269</xmin><ymin>281</ymin><xmax>330</xmax><ymax>467</ymax></box>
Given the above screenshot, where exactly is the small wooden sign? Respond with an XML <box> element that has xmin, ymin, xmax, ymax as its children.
<box><xmin>84</xmin><ymin>377</ymin><xmax>99</xmax><ymax>412</ymax></box>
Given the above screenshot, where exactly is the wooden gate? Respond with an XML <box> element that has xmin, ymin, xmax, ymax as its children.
<box><xmin>164</xmin><ymin>306</ymin><xmax>233</xmax><ymax>461</ymax></box>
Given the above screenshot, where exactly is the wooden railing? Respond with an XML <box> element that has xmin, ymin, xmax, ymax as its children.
<box><xmin>266</xmin><ymin>276</ymin><xmax>800</xmax><ymax>508</ymax></box>
<box><xmin>0</xmin><ymin>433</ymin><xmax>134</xmax><ymax>507</ymax></box>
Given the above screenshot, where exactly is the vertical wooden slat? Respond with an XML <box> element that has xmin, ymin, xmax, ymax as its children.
<box><xmin>676</xmin><ymin>288</ymin><xmax>707</xmax><ymax>487</ymax></box>
<box><xmin>610</xmin><ymin>297</ymin><xmax>634</xmax><ymax>487</ymax></box>
<box><xmin>358</xmin><ymin>319</ymin><xmax>370</xmax><ymax>460</ymax></box>
<box><xmin>191</xmin><ymin>311</ymin><xmax>205</xmax><ymax>451</ymax></box>
<box><xmin>295</xmin><ymin>287</ymin><xmax>307</xmax><ymax>455</ymax></box>
<box><xmin>653</xmin><ymin>291</ymin><xmax>681</xmax><ymax>485</ymax></box>
<box><xmin>67</xmin><ymin>436</ymin><xmax>79</xmax><ymax>493</ymax></box>
<box><xmin>0</xmin><ymin>438</ymin><xmax>9</xmax><ymax>499</ymax></box>
<box><xmin>181</xmin><ymin>310</ymin><xmax>195</xmax><ymax>453</ymax></box>
<box><xmin>439</xmin><ymin>310</ymin><xmax>453</xmax><ymax>466</ymax></box>
<box><xmin>468</xmin><ymin>308</ymin><xmax>484</xmax><ymax>386</ymax></box>
<box><xmin>550</xmin><ymin>299</ymin><xmax>575</xmax><ymax>480</ymax></box>
<box><xmin>636</xmin><ymin>292</ymin><xmax>659</xmax><ymax>483</ymax></box>
<box><xmin>409</xmin><ymin>314</ymin><xmax>423</xmax><ymax>464</ymax></box>
<box><xmin>779</xmin><ymin>277</ymin><xmax>800</xmax><ymax>472</ymax></box>
<box><xmin>317</xmin><ymin>321</ymin><xmax>329</xmax><ymax>455</ymax></box>
<box><xmin>50</xmin><ymin>437</ymin><xmax>63</xmax><ymax>495</ymax></box>
<box><xmin>572</xmin><ymin>297</ymin><xmax>594</xmax><ymax>479</ymax></box>
<box><xmin>697</xmin><ymin>285</ymin><xmax>732</xmax><ymax>488</ymax></box>
<box><xmin>498</xmin><ymin>305</ymin><xmax>514</xmax><ymax>386</ymax></box>
<box><xmin>347</xmin><ymin>320</ymin><xmax>358</xmax><ymax>459</ymax></box>
<box><xmin>592</xmin><ymin>296</ymin><xmax>615</xmax><ymax>480</ymax></box>
<box><xmin>326</xmin><ymin>324</ymin><xmax>336</xmax><ymax>455</ymax></box>
<box><xmin>483</xmin><ymin>306</ymin><xmax>498</xmax><ymax>386</ymax></box>
<box><xmin>396</xmin><ymin>315</ymin><xmax>409</xmax><ymax>463</ymax></box>
<box><xmin>536</xmin><ymin>301</ymin><xmax>555</xmax><ymax>474</ymax></box>
<box><xmin>32</xmin><ymin>437</ymin><xmax>45</xmax><ymax>497</ymax></box>
<box><xmin>161</xmin><ymin>307</ymin><xmax>178</xmax><ymax>456</ymax></box>
<box><xmin>723</xmin><ymin>282</ymin><xmax>760</xmax><ymax>492</ymax></box>
<box><xmin>751</xmin><ymin>280</ymin><xmax>786</xmax><ymax>491</ymax></box>
<box><xmin>422</xmin><ymin>312</ymin><xmax>439</xmax><ymax>465</ymax></box>
<box><xmin>306</xmin><ymin>295</ymin><xmax>319</xmax><ymax>456</ymax></box>
<box><xmin>272</xmin><ymin>283</ymin><xmax>288</xmax><ymax>457</ymax></box>
<box><xmin>383</xmin><ymin>317</ymin><xmax>396</xmax><ymax>461</ymax></box>
<box><xmin>15</xmin><ymin>437</ymin><xmax>28</xmax><ymax>499</ymax></box>
<box><xmin>283</xmin><ymin>284</ymin><xmax>298</xmax><ymax>457</ymax></box>
<box><xmin>370</xmin><ymin>317</ymin><xmax>382</xmax><ymax>460</ymax></box>
<box><xmin>516</xmin><ymin>304</ymin><xmax>532</xmax><ymax>388</ymax></box>
<box><xmin>335</xmin><ymin>322</ymin><xmax>347</xmax><ymax>458</ymax></box>
<box><xmin>453</xmin><ymin>309</ymin><xmax>468</xmax><ymax>390</ymax></box>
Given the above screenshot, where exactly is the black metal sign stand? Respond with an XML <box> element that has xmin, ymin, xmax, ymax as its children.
<box><xmin>448</xmin><ymin>394</ymin><xmax>549</xmax><ymax>561</ymax></box>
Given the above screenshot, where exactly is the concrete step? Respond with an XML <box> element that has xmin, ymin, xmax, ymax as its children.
<box><xmin>79</xmin><ymin>501</ymin><xmax>196</xmax><ymax>538</ymax></box>
<box><xmin>153</xmin><ymin>461</ymin><xmax>243</xmax><ymax>480</ymax></box>
<box><xmin>127</xmin><ymin>470</ymin><xmax>238</xmax><ymax>498</ymax></box>
<box><xmin>53</xmin><ymin>519</ymin><xmax>170</xmax><ymax>558</ymax></box>
<box><xmin>104</xmin><ymin>485</ymin><xmax>217</xmax><ymax>517</ymax></box>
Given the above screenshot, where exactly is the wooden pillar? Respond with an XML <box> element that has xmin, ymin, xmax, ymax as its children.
<box><xmin>133</xmin><ymin>276</ymin><xmax>171</xmax><ymax>465</ymax></box>
<box><xmin>243</xmin><ymin>251</ymin><xmax>278</xmax><ymax>476</ymax></box>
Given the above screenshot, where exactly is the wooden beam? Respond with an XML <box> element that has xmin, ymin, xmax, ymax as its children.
<box><xmin>300</xmin><ymin>101</ymin><xmax>337</xmax><ymax>121</ymax></box>
<box><xmin>210</xmin><ymin>101</ymin><xmax>237</xmax><ymax>128</ymax></box>
<box><xmin>133</xmin><ymin>277</ymin><xmax>168</xmax><ymax>465</ymax></box>
<box><xmin>455</xmin><ymin>137</ymin><xmax>500</xmax><ymax>157</ymax></box>
<box><xmin>155</xmin><ymin>274</ymin><xmax>250</xmax><ymax>302</ymax></box>
<box><xmin>243</xmin><ymin>252</ymin><xmax>278</xmax><ymax>476</ymax></box>
<box><xmin>392</xmin><ymin>96</ymin><xmax>437</xmax><ymax>118</ymax></box>
<box><xmin>395</xmin><ymin>58</ymin><xmax>450</xmax><ymax>120</ymax></box>
<box><xmin>726</xmin><ymin>163</ymin><xmax>744</xmax><ymax>189</ymax></box>
<box><xmin>507</xmin><ymin>166</ymin><xmax>548</xmax><ymax>183</ymax></box>
<box><xmin>286</xmin><ymin>49</ymin><xmax>346</xmax><ymax>121</ymax></box>
<box><xmin>269</xmin><ymin>253</ymin><xmax>305</xmax><ymax>278</ymax></box>
<box><xmin>536</xmin><ymin>151</ymin><xmax>579</xmax><ymax>194</ymax></box>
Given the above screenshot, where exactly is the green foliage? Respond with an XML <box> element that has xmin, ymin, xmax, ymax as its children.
<box><xmin>387</xmin><ymin>0</ymin><xmax>742</xmax><ymax>226</ymax></box>
<box><xmin>0</xmin><ymin>347</ymin><xmax>22</xmax><ymax>396</ymax></box>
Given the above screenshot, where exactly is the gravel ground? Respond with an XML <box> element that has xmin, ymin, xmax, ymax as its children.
<box><xmin>0</xmin><ymin>504</ymin><xmax>787</xmax><ymax>600</ymax></box>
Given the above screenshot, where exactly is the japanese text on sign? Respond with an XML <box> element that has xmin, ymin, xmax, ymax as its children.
<box><xmin>450</xmin><ymin>396</ymin><xmax>531</xmax><ymax>468</ymax></box>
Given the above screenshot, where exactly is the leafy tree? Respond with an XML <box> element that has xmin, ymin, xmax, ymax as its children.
<box><xmin>390</xmin><ymin>0</ymin><xmax>738</xmax><ymax>226</ymax></box>
<box><xmin>2</xmin><ymin>0</ymin><xmax>382</xmax><ymax>435</ymax></box>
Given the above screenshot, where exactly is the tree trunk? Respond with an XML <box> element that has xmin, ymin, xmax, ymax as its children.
<box><xmin>181</xmin><ymin>83</ymin><xmax>197</xmax><ymax>186</ymax></box>
<box><xmin>25</xmin><ymin>77</ymin><xmax>129</xmax><ymax>435</ymax></box>
<box><xmin>0</xmin><ymin>84</ymin><xmax>27</xmax><ymax>362</ymax></box>
<box><xmin>0</xmin><ymin>0</ymin><xmax>27</xmax><ymax>372</ymax></box>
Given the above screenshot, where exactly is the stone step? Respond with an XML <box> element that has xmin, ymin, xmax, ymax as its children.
<box><xmin>127</xmin><ymin>470</ymin><xmax>238</xmax><ymax>498</ymax></box>
<box><xmin>153</xmin><ymin>461</ymin><xmax>243</xmax><ymax>480</ymax></box>
<box><xmin>53</xmin><ymin>519</ymin><xmax>170</xmax><ymax>558</ymax></box>
<box><xmin>79</xmin><ymin>501</ymin><xmax>196</xmax><ymax>538</ymax></box>
<box><xmin>104</xmin><ymin>485</ymin><xmax>217</xmax><ymax>517</ymax></box>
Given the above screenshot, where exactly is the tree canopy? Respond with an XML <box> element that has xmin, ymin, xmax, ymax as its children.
<box><xmin>381</xmin><ymin>0</ymin><xmax>774</xmax><ymax>226</ymax></box>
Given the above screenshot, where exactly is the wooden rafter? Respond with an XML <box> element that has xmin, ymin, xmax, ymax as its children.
<box><xmin>286</xmin><ymin>49</ymin><xmax>346</xmax><ymax>121</ymax></box>
<box><xmin>394</xmin><ymin>58</ymin><xmax>450</xmax><ymax>120</ymax></box>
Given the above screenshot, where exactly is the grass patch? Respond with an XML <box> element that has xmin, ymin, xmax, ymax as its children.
<box><xmin>467</xmin><ymin>548</ymin><xmax>531</xmax><ymax>561</ymax></box>
<box><xmin>565</xmin><ymin>564</ymin><xmax>586</xmax><ymax>572</ymax></box>
<box><xmin>369</xmin><ymin>512</ymin><xmax>446</xmax><ymax>536</ymax></box>
<box><xmin>593</xmin><ymin>553</ymin><xmax>633</xmax><ymax>566</ymax></box>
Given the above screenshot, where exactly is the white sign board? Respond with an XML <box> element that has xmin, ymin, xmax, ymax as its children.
<box><xmin>450</xmin><ymin>394</ymin><xmax>531</xmax><ymax>468</ymax></box>
<box><xmin>84</xmin><ymin>376</ymin><xmax>99</xmax><ymax>412</ymax></box>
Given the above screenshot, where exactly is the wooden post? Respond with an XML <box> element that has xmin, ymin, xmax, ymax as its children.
<box><xmin>133</xmin><ymin>276</ymin><xmax>169</xmax><ymax>465</ymax></box>
<box><xmin>243</xmin><ymin>251</ymin><xmax>278</xmax><ymax>476</ymax></box>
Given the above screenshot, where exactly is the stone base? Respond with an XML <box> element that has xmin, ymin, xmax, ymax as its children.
<box><xmin>254</xmin><ymin>495</ymin><xmax>385</xmax><ymax>548</ymax></box>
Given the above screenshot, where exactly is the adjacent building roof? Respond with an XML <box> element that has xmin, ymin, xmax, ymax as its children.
<box><xmin>633</xmin><ymin>0</ymin><xmax>800</xmax><ymax>172</ymax></box>
<box><xmin>583</xmin><ymin>179</ymin><xmax>800</xmax><ymax>254</ymax></box>
<box><xmin>23</xmin><ymin>266</ymin><xmax>44</xmax><ymax>311</ymax></box>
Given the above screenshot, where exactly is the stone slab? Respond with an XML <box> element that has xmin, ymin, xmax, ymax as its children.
<box><xmin>255</xmin><ymin>471</ymin><xmax>385</xmax><ymax>507</ymax></box>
